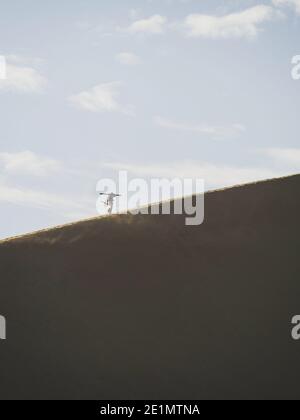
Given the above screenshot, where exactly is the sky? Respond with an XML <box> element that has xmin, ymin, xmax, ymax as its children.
<box><xmin>0</xmin><ymin>0</ymin><xmax>299</xmax><ymax>239</ymax></box>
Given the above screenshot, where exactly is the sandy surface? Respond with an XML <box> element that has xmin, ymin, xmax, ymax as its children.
<box><xmin>0</xmin><ymin>174</ymin><xmax>299</xmax><ymax>399</ymax></box>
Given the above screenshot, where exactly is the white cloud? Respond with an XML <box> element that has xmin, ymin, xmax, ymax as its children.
<box><xmin>0</xmin><ymin>179</ymin><xmax>91</xmax><ymax>217</ymax></box>
<box><xmin>5</xmin><ymin>54</ymin><xmax>44</xmax><ymax>66</ymax></box>
<box><xmin>0</xmin><ymin>151</ymin><xmax>93</xmax><ymax>221</ymax></box>
<box><xmin>262</xmin><ymin>147</ymin><xmax>300</xmax><ymax>164</ymax></box>
<box><xmin>154</xmin><ymin>116</ymin><xmax>245</xmax><ymax>138</ymax></box>
<box><xmin>0</xmin><ymin>63</ymin><xmax>47</xmax><ymax>93</ymax></box>
<box><xmin>0</xmin><ymin>151</ymin><xmax>61</xmax><ymax>176</ymax></box>
<box><xmin>69</xmin><ymin>82</ymin><xmax>135</xmax><ymax>116</ymax></box>
<box><xmin>273</xmin><ymin>0</ymin><xmax>300</xmax><ymax>15</ymax></box>
<box><xmin>184</xmin><ymin>5</ymin><xmax>280</xmax><ymax>39</ymax></box>
<box><xmin>0</xmin><ymin>182</ymin><xmax>70</xmax><ymax>210</ymax></box>
<box><xmin>116</xmin><ymin>52</ymin><xmax>141</xmax><ymax>66</ymax></box>
<box><xmin>127</xmin><ymin>15</ymin><xmax>167</xmax><ymax>34</ymax></box>
<box><xmin>104</xmin><ymin>161</ymin><xmax>284</xmax><ymax>190</ymax></box>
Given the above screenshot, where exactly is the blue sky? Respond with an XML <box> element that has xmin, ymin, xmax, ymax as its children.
<box><xmin>0</xmin><ymin>0</ymin><xmax>299</xmax><ymax>239</ymax></box>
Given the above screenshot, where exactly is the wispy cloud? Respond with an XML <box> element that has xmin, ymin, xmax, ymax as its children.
<box><xmin>116</xmin><ymin>52</ymin><xmax>141</xmax><ymax>66</ymax></box>
<box><xmin>0</xmin><ymin>151</ymin><xmax>61</xmax><ymax>176</ymax></box>
<box><xmin>154</xmin><ymin>116</ymin><xmax>245</xmax><ymax>139</ymax></box>
<box><xmin>262</xmin><ymin>147</ymin><xmax>300</xmax><ymax>164</ymax></box>
<box><xmin>0</xmin><ymin>61</ymin><xmax>47</xmax><ymax>93</ymax></box>
<box><xmin>69</xmin><ymin>82</ymin><xmax>135</xmax><ymax>116</ymax></box>
<box><xmin>184</xmin><ymin>5</ymin><xmax>281</xmax><ymax>39</ymax></box>
<box><xmin>80</xmin><ymin>5</ymin><xmax>284</xmax><ymax>41</ymax></box>
<box><xmin>127</xmin><ymin>15</ymin><xmax>167</xmax><ymax>34</ymax></box>
<box><xmin>0</xmin><ymin>179</ymin><xmax>90</xmax><ymax>216</ymax></box>
<box><xmin>5</xmin><ymin>54</ymin><xmax>44</xmax><ymax>67</ymax></box>
<box><xmin>0</xmin><ymin>151</ymin><xmax>93</xmax><ymax>219</ymax></box>
<box><xmin>104</xmin><ymin>161</ymin><xmax>283</xmax><ymax>189</ymax></box>
<box><xmin>273</xmin><ymin>0</ymin><xmax>300</xmax><ymax>15</ymax></box>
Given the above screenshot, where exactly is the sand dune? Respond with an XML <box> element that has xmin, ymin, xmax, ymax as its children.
<box><xmin>0</xmin><ymin>174</ymin><xmax>300</xmax><ymax>399</ymax></box>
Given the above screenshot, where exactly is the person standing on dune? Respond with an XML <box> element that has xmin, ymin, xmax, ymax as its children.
<box><xmin>99</xmin><ymin>193</ymin><xmax>121</xmax><ymax>214</ymax></box>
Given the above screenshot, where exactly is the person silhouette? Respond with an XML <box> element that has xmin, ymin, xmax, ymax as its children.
<box><xmin>99</xmin><ymin>193</ymin><xmax>121</xmax><ymax>215</ymax></box>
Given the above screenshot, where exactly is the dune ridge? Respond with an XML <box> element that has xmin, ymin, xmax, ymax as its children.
<box><xmin>0</xmin><ymin>173</ymin><xmax>299</xmax><ymax>399</ymax></box>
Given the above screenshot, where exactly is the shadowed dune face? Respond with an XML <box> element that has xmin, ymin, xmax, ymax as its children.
<box><xmin>0</xmin><ymin>175</ymin><xmax>299</xmax><ymax>400</ymax></box>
